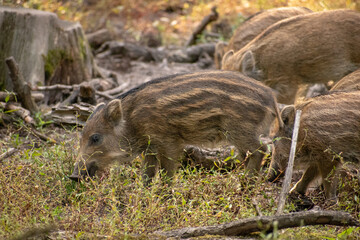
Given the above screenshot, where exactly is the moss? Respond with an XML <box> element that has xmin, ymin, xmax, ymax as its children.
<box><xmin>78</xmin><ymin>34</ymin><xmax>87</xmax><ymax>62</ymax></box>
<box><xmin>42</xmin><ymin>49</ymin><xmax>72</xmax><ymax>81</ymax></box>
<box><xmin>77</xmin><ymin>30</ymin><xmax>93</xmax><ymax>67</ymax></box>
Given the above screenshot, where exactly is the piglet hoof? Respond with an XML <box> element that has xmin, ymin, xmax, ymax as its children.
<box><xmin>68</xmin><ymin>175</ymin><xmax>81</xmax><ymax>182</ymax></box>
<box><xmin>288</xmin><ymin>191</ymin><xmax>314</xmax><ymax>212</ymax></box>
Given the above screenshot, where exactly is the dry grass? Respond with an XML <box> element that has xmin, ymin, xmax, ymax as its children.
<box><xmin>0</xmin><ymin>120</ymin><xmax>359</xmax><ymax>239</ymax></box>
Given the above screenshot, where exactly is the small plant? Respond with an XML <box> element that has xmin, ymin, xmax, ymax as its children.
<box><xmin>34</xmin><ymin>112</ymin><xmax>53</xmax><ymax>129</ymax></box>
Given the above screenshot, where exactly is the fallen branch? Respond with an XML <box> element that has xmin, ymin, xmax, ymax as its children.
<box><xmin>34</xmin><ymin>84</ymin><xmax>73</xmax><ymax>91</ymax></box>
<box><xmin>185</xmin><ymin>6</ymin><xmax>218</xmax><ymax>46</ymax></box>
<box><xmin>0</xmin><ymin>91</ymin><xmax>44</xmax><ymax>103</ymax></box>
<box><xmin>156</xmin><ymin>210</ymin><xmax>359</xmax><ymax>238</ymax></box>
<box><xmin>103</xmin><ymin>81</ymin><xmax>130</xmax><ymax>96</ymax></box>
<box><xmin>0</xmin><ymin>91</ymin><xmax>16</xmax><ymax>102</ymax></box>
<box><xmin>50</xmin><ymin>103</ymin><xmax>95</xmax><ymax>126</ymax></box>
<box><xmin>5</xmin><ymin>57</ymin><xmax>39</xmax><ymax>114</ymax></box>
<box><xmin>0</xmin><ymin>148</ymin><xmax>17</xmax><ymax>163</ymax></box>
<box><xmin>277</xmin><ymin>110</ymin><xmax>302</xmax><ymax>215</ymax></box>
<box><xmin>95</xmin><ymin>91</ymin><xmax>114</xmax><ymax>100</ymax></box>
<box><xmin>1</xmin><ymin>102</ymin><xmax>36</xmax><ymax>125</ymax></box>
<box><xmin>29</xmin><ymin>128</ymin><xmax>57</xmax><ymax>144</ymax></box>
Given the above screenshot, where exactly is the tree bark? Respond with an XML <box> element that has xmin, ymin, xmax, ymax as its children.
<box><xmin>156</xmin><ymin>210</ymin><xmax>359</xmax><ymax>238</ymax></box>
<box><xmin>0</xmin><ymin>7</ymin><xmax>96</xmax><ymax>91</ymax></box>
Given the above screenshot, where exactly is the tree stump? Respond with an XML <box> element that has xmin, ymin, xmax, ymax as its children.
<box><xmin>0</xmin><ymin>7</ymin><xmax>96</xmax><ymax>92</ymax></box>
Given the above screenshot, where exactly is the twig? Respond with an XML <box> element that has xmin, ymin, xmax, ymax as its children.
<box><xmin>103</xmin><ymin>81</ymin><xmax>130</xmax><ymax>96</ymax></box>
<box><xmin>277</xmin><ymin>110</ymin><xmax>302</xmax><ymax>215</ymax></box>
<box><xmin>252</xmin><ymin>199</ymin><xmax>263</xmax><ymax>217</ymax></box>
<box><xmin>5</xmin><ymin>57</ymin><xmax>39</xmax><ymax>114</ymax></box>
<box><xmin>33</xmin><ymin>84</ymin><xmax>74</xmax><ymax>91</ymax></box>
<box><xmin>156</xmin><ymin>210</ymin><xmax>359</xmax><ymax>238</ymax></box>
<box><xmin>185</xmin><ymin>6</ymin><xmax>218</xmax><ymax>46</ymax></box>
<box><xmin>95</xmin><ymin>91</ymin><xmax>114</xmax><ymax>100</ymax></box>
<box><xmin>30</xmin><ymin>128</ymin><xmax>57</xmax><ymax>144</ymax></box>
<box><xmin>0</xmin><ymin>148</ymin><xmax>17</xmax><ymax>163</ymax></box>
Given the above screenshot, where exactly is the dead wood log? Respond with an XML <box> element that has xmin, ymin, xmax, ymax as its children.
<box><xmin>156</xmin><ymin>210</ymin><xmax>359</xmax><ymax>238</ymax></box>
<box><xmin>168</xmin><ymin>43</ymin><xmax>215</xmax><ymax>63</ymax></box>
<box><xmin>96</xmin><ymin>41</ymin><xmax>155</xmax><ymax>62</ymax></box>
<box><xmin>0</xmin><ymin>91</ymin><xmax>16</xmax><ymax>102</ymax></box>
<box><xmin>185</xmin><ymin>6</ymin><xmax>219</xmax><ymax>46</ymax></box>
<box><xmin>50</xmin><ymin>103</ymin><xmax>95</xmax><ymax>126</ymax></box>
<box><xmin>0</xmin><ymin>102</ymin><xmax>35</xmax><ymax>125</ymax></box>
<box><xmin>277</xmin><ymin>110</ymin><xmax>302</xmax><ymax>215</ymax></box>
<box><xmin>86</xmin><ymin>28</ymin><xmax>112</xmax><ymax>49</ymax></box>
<box><xmin>5</xmin><ymin>57</ymin><xmax>39</xmax><ymax>114</ymax></box>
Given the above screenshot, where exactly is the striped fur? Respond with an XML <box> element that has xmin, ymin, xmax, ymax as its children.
<box><xmin>330</xmin><ymin>68</ymin><xmax>360</xmax><ymax>92</ymax></box>
<box><xmin>269</xmin><ymin>91</ymin><xmax>360</xmax><ymax>200</ymax></box>
<box><xmin>214</xmin><ymin>7</ymin><xmax>311</xmax><ymax>69</ymax></box>
<box><xmin>70</xmin><ymin>70</ymin><xmax>283</xmax><ymax>183</ymax></box>
<box><xmin>222</xmin><ymin>9</ymin><xmax>360</xmax><ymax>104</ymax></box>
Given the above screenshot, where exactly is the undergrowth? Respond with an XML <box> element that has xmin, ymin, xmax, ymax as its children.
<box><xmin>5</xmin><ymin>0</ymin><xmax>360</xmax><ymax>45</ymax></box>
<box><xmin>0</xmin><ymin>122</ymin><xmax>359</xmax><ymax>239</ymax></box>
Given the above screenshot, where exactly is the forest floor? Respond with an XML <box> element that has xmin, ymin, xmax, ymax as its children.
<box><xmin>1</xmin><ymin>1</ymin><xmax>360</xmax><ymax>239</ymax></box>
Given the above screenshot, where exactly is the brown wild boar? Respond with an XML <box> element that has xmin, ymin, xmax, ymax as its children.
<box><xmin>214</xmin><ymin>41</ymin><xmax>228</xmax><ymax>70</ymax></box>
<box><xmin>222</xmin><ymin>9</ymin><xmax>360</xmax><ymax>104</ymax></box>
<box><xmin>214</xmin><ymin>7</ymin><xmax>312</xmax><ymax>69</ymax></box>
<box><xmin>330</xmin><ymin>68</ymin><xmax>360</xmax><ymax>92</ymax></box>
<box><xmin>268</xmin><ymin>91</ymin><xmax>360</xmax><ymax>200</ymax></box>
<box><xmin>69</xmin><ymin>71</ymin><xmax>283</xmax><ymax>184</ymax></box>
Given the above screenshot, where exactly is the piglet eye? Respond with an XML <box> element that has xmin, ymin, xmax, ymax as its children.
<box><xmin>90</xmin><ymin>133</ymin><xmax>102</xmax><ymax>145</ymax></box>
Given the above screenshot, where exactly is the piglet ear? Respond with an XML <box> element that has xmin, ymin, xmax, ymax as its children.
<box><xmin>221</xmin><ymin>50</ymin><xmax>234</xmax><ymax>70</ymax></box>
<box><xmin>239</xmin><ymin>50</ymin><xmax>256</xmax><ymax>76</ymax></box>
<box><xmin>280</xmin><ymin>105</ymin><xmax>296</xmax><ymax>127</ymax></box>
<box><xmin>88</xmin><ymin>103</ymin><xmax>105</xmax><ymax>121</ymax></box>
<box><xmin>105</xmin><ymin>99</ymin><xmax>123</xmax><ymax>125</ymax></box>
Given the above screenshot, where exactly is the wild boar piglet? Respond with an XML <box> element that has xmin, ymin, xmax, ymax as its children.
<box><xmin>70</xmin><ymin>71</ymin><xmax>283</xmax><ymax>184</ymax></box>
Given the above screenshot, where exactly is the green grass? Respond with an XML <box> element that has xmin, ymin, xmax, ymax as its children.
<box><xmin>0</xmin><ymin>122</ymin><xmax>360</xmax><ymax>239</ymax></box>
